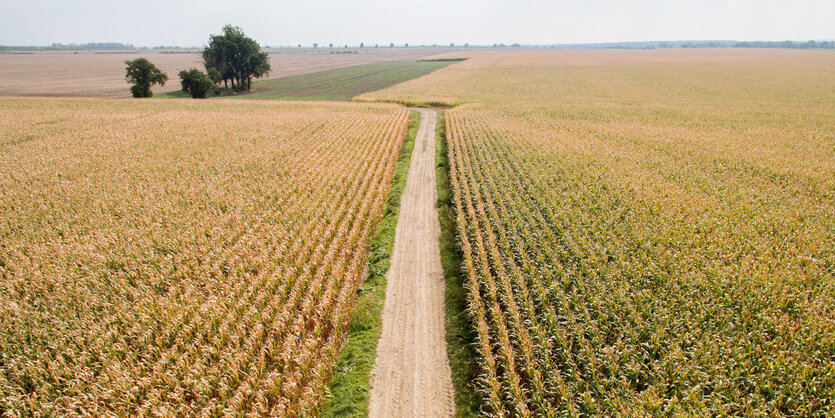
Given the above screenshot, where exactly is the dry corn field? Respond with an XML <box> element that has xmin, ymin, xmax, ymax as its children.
<box><xmin>367</xmin><ymin>49</ymin><xmax>835</xmax><ymax>415</ymax></box>
<box><xmin>0</xmin><ymin>97</ymin><xmax>408</xmax><ymax>415</ymax></box>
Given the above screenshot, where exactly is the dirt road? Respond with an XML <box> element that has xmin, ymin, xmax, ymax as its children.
<box><xmin>368</xmin><ymin>109</ymin><xmax>454</xmax><ymax>417</ymax></box>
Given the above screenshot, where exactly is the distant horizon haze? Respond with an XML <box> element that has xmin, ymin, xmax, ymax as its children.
<box><xmin>5</xmin><ymin>40</ymin><xmax>835</xmax><ymax>49</ymax></box>
<box><xmin>1</xmin><ymin>0</ymin><xmax>832</xmax><ymax>48</ymax></box>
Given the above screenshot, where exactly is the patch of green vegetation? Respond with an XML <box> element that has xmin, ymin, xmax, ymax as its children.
<box><xmin>320</xmin><ymin>111</ymin><xmax>419</xmax><ymax>417</ymax></box>
<box><xmin>159</xmin><ymin>90</ymin><xmax>192</xmax><ymax>98</ymax></box>
<box><xmin>418</xmin><ymin>58</ymin><xmax>469</xmax><ymax>62</ymax></box>
<box><xmin>435</xmin><ymin>111</ymin><xmax>482</xmax><ymax>417</ymax></box>
<box><xmin>2</xmin><ymin>135</ymin><xmax>36</xmax><ymax>146</ymax></box>
<box><xmin>244</xmin><ymin>61</ymin><xmax>454</xmax><ymax>101</ymax></box>
<box><xmin>159</xmin><ymin>87</ymin><xmax>251</xmax><ymax>99</ymax></box>
<box><xmin>370</xmin><ymin>99</ymin><xmax>459</xmax><ymax>108</ymax></box>
<box><xmin>163</xmin><ymin>61</ymin><xmax>454</xmax><ymax>101</ymax></box>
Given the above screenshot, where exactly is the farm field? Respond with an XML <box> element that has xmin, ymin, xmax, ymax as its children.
<box><xmin>0</xmin><ymin>47</ymin><xmax>455</xmax><ymax>98</ymax></box>
<box><xmin>0</xmin><ymin>97</ymin><xmax>410</xmax><ymax>415</ymax></box>
<box><xmin>365</xmin><ymin>49</ymin><xmax>835</xmax><ymax>415</ymax></box>
<box><xmin>183</xmin><ymin>61</ymin><xmax>457</xmax><ymax>101</ymax></box>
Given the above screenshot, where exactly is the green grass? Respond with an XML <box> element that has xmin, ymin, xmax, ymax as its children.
<box><xmin>157</xmin><ymin>90</ymin><xmax>192</xmax><ymax>98</ymax></box>
<box><xmin>319</xmin><ymin>111</ymin><xmax>419</xmax><ymax>417</ymax></box>
<box><xmin>436</xmin><ymin>111</ymin><xmax>482</xmax><ymax>417</ymax></box>
<box><xmin>161</xmin><ymin>61</ymin><xmax>455</xmax><ymax>101</ymax></box>
<box><xmin>418</xmin><ymin>58</ymin><xmax>469</xmax><ymax>62</ymax></box>
<box><xmin>367</xmin><ymin>99</ymin><xmax>458</xmax><ymax>108</ymax></box>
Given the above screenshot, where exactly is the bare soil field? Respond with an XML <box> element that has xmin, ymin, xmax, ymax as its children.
<box><xmin>0</xmin><ymin>47</ymin><xmax>457</xmax><ymax>98</ymax></box>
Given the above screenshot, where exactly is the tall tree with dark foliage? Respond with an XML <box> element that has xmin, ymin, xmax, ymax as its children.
<box><xmin>203</xmin><ymin>25</ymin><xmax>271</xmax><ymax>91</ymax></box>
<box><xmin>124</xmin><ymin>58</ymin><xmax>167</xmax><ymax>98</ymax></box>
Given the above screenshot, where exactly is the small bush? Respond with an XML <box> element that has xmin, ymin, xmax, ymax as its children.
<box><xmin>178</xmin><ymin>68</ymin><xmax>217</xmax><ymax>99</ymax></box>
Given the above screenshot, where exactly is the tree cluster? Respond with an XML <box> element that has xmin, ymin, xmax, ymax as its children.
<box><xmin>202</xmin><ymin>25</ymin><xmax>271</xmax><ymax>90</ymax></box>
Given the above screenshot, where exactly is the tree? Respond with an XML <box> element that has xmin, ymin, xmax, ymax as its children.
<box><xmin>313</xmin><ymin>43</ymin><xmax>318</xmax><ymax>48</ymax></box>
<box><xmin>390</xmin><ymin>43</ymin><xmax>394</xmax><ymax>48</ymax></box>
<box><xmin>178</xmin><ymin>68</ymin><xmax>217</xmax><ymax>98</ymax></box>
<box><xmin>329</xmin><ymin>43</ymin><xmax>333</xmax><ymax>48</ymax></box>
<box><xmin>360</xmin><ymin>42</ymin><xmax>364</xmax><ymax>48</ymax></box>
<box><xmin>125</xmin><ymin>58</ymin><xmax>167</xmax><ymax>98</ymax></box>
<box><xmin>207</xmin><ymin>68</ymin><xmax>222</xmax><ymax>84</ymax></box>
<box><xmin>203</xmin><ymin>30</ymin><xmax>235</xmax><ymax>88</ymax></box>
<box><xmin>202</xmin><ymin>25</ymin><xmax>271</xmax><ymax>91</ymax></box>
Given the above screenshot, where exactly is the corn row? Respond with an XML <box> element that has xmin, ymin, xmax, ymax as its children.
<box><xmin>0</xmin><ymin>98</ymin><xmax>409</xmax><ymax>415</ymax></box>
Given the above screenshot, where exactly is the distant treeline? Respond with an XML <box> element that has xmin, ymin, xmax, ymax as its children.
<box><xmin>3</xmin><ymin>40</ymin><xmax>834</xmax><ymax>52</ymax></box>
<box><xmin>675</xmin><ymin>40</ymin><xmax>834</xmax><ymax>49</ymax></box>
<box><xmin>51</xmin><ymin>43</ymin><xmax>135</xmax><ymax>50</ymax></box>
<box><xmin>543</xmin><ymin>40</ymin><xmax>835</xmax><ymax>50</ymax></box>
<box><xmin>0</xmin><ymin>44</ymin><xmax>204</xmax><ymax>52</ymax></box>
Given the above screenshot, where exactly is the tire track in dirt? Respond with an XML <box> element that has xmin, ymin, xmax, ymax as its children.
<box><xmin>368</xmin><ymin>109</ymin><xmax>454</xmax><ymax>417</ymax></box>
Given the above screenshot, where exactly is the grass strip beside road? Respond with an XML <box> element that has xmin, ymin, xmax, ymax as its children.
<box><xmin>436</xmin><ymin>111</ymin><xmax>482</xmax><ymax>417</ymax></box>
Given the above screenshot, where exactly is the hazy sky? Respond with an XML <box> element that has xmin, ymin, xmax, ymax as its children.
<box><xmin>1</xmin><ymin>0</ymin><xmax>833</xmax><ymax>47</ymax></box>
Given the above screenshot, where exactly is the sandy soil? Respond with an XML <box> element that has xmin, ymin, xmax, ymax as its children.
<box><xmin>0</xmin><ymin>47</ymin><xmax>455</xmax><ymax>98</ymax></box>
<box><xmin>368</xmin><ymin>109</ymin><xmax>454</xmax><ymax>417</ymax></box>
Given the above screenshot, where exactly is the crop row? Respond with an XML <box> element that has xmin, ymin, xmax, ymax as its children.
<box><xmin>446</xmin><ymin>106</ymin><xmax>834</xmax><ymax>416</ymax></box>
<box><xmin>0</xmin><ymin>98</ymin><xmax>409</xmax><ymax>415</ymax></box>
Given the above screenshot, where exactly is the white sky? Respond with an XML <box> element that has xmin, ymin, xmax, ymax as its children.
<box><xmin>1</xmin><ymin>0</ymin><xmax>833</xmax><ymax>47</ymax></box>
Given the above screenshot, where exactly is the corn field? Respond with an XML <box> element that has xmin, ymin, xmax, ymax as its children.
<box><xmin>365</xmin><ymin>49</ymin><xmax>835</xmax><ymax>415</ymax></box>
<box><xmin>0</xmin><ymin>98</ymin><xmax>408</xmax><ymax>415</ymax></box>
<box><xmin>447</xmin><ymin>107</ymin><xmax>834</xmax><ymax>415</ymax></box>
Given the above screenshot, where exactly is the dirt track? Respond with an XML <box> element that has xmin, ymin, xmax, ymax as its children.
<box><xmin>368</xmin><ymin>109</ymin><xmax>454</xmax><ymax>417</ymax></box>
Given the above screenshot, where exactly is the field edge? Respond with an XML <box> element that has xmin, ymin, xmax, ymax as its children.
<box><xmin>160</xmin><ymin>61</ymin><xmax>457</xmax><ymax>102</ymax></box>
<box><xmin>436</xmin><ymin>111</ymin><xmax>482</xmax><ymax>417</ymax></box>
<box><xmin>354</xmin><ymin>98</ymin><xmax>460</xmax><ymax>109</ymax></box>
<box><xmin>319</xmin><ymin>110</ymin><xmax>420</xmax><ymax>417</ymax></box>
